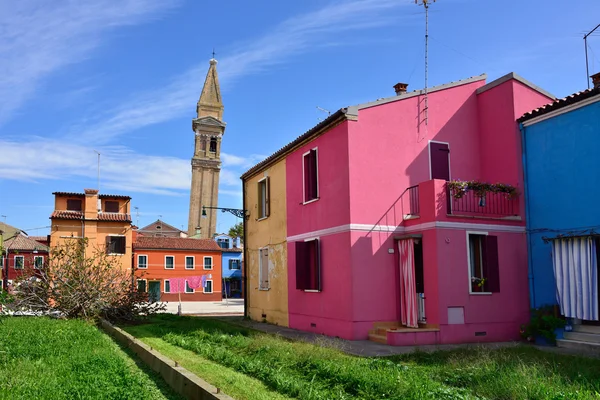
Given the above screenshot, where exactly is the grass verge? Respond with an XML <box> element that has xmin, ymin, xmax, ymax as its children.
<box><xmin>0</xmin><ymin>317</ymin><xmax>181</xmax><ymax>400</ymax></box>
<box><xmin>124</xmin><ymin>314</ymin><xmax>600</xmax><ymax>399</ymax></box>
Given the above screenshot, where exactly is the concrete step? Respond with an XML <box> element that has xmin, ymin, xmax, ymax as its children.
<box><xmin>556</xmin><ymin>339</ymin><xmax>600</xmax><ymax>353</ymax></box>
<box><xmin>573</xmin><ymin>325</ymin><xmax>600</xmax><ymax>334</ymax></box>
<box><xmin>564</xmin><ymin>331</ymin><xmax>600</xmax><ymax>344</ymax></box>
<box><xmin>368</xmin><ymin>332</ymin><xmax>387</xmax><ymax>345</ymax></box>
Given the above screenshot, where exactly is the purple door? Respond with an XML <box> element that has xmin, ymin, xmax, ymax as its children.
<box><xmin>430</xmin><ymin>142</ymin><xmax>450</xmax><ymax>181</ymax></box>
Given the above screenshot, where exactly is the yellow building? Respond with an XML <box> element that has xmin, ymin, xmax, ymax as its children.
<box><xmin>241</xmin><ymin>159</ymin><xmax>289</xmax><ymax>326</ymax></box>
<box><xmin>50</xmin><ymin>189</ymin><xmax>133</xmax><ymax>270</ymax></box>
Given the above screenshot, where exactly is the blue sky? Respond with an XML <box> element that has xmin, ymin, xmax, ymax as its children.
<box><xmin>1</xmin><ymin>0</ymin><xmax>599</xmax><ymax>236</ymax></box>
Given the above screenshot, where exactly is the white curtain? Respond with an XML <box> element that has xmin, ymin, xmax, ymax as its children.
<box><xmin>552</xmin><ymin>237</ymin><xmax>599</xmax><ymax>321</ymax></box>
<box><xmin>398</xmin><ymin>239</ymin><xmax>418</xmax><ymax>328</ymax></box>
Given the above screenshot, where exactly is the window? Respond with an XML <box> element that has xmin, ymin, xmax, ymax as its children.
<box><xmin>303</xmin><ymin>149</ymin><xmax>319</xmax><ymax>203</ymax></box>
<box><xmin>259</xmin><ymin>248</ymin><xmax>269</xmax><ymax>290</ymax></box>
<box><xmin>185</xmin><ymin>256</ymin><xmax>195</xmax><ymax>269</ymax></box>
<box><xmin>295</xmin><ymin>239</ymin><xmax>321</xmax><ymax>291</ymax></box>
<box><xmin>467</xmin><ymin>233</ymin><xmax>500</xmax><ymax>293</ymax></box>
<box><xmin>66</xmin><ymin>199</ymin><xmax>82</xmax><ymax>211</ymax></box>
<box><xmin>104</xmin><ymin>201</ymin><xmax>119</xmax><ymax>213</ymax></box>
<box><xmin>185</xmin><ymin>280</ymin><xmax>194</xmax><ymax>293</ymax></box>
<box><xmin>230</xmin><ymin>280</ymin><xmax>240</xmax><ymax>291</ymax></box>
<box><xmin>209</xmin><ymin>137</ymin><xmax>217</xmax><ymax>153</ymax></box>
<box><xmin>164</xmin><ymin>280</ymin><xmax>171</xmax><ymax>293</ymax></box>
<box><xmin>217</xmin><ymin>238</ymin><xmax>229</xmax><ymax>249</ymax></box>
<box><xmin>204</xmin><ymin>280</ymin><xmax>213</xmax><ymax>293</ymax></box>
<box><xmin>137</xmin><ymin>255</ymin><xmax>148</xmax><ymax>269</ymax></box>
<box><xmin>165</xmin><ymin>256</ymin><xmax>174</xmax><ymax>269</ymax></box>
<box><xmin>203</xmin><ymin>256</ymin><xmax>213</xmax><ymax>270</ymax></box>
<box><xmin>34</xmin><ymin>256</ymin><xmax>44</xmax><ymax>269</ymax></box>
<box><xmin>229</xmin><ymin>259</ymin><xmax>241</xmax><ymax>270</ymax></box>
<box><xmin>14</xmin><ymin>256</ymin><xmax>24</xmax><ymax>270</ymax></box>
<box><xmin>257</xmin><ymin>177</ymin><xmax>270</xmax><ymax>219</ymax></box>
<box><xmin>137</xmin><ymin>279</ymin><xmax>147</xmax><ymax>292</ymax></box>
<box><xmin>106</xmin><ymin>236</ymin><xmax>126</xmax><ymax>255</ymax></box>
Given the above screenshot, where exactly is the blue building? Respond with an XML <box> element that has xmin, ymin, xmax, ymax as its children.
<box><xmin>214</xmin><ymin>234</ymin><xmax>243</xmax><ymax>298</ymax></box>
<box><xmin>520</xmin><ymin>76</ymin><xmax>600</xmax><ymax>324</ymax></box>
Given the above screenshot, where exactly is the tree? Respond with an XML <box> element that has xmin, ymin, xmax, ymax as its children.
<box><xmin>10</xmin><ymin>239</ymin><xmax>164</xmax><ymax>322</ymax></box>
<box><xmin>228</xmin><ymin>222</ymin><xmax>244</xmax><ymax>244</ymax></box>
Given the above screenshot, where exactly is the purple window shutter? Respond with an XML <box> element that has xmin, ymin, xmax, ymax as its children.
<box><xmin>309</xmin><ymin>150</ymin><xmax>318</xmax><ymax>200</ymax></box>
<box><xmin>482</xmin><ymin>235</ymin><xmax>500</xmax><ymax>292</ymax></box>
<box><xmin>430</xmin><ymin>142</ymin><xmax>450</xmax><ymax>181</ymax></box>
<box><xmin>296</xmin><ymin>241</ymin><xmax>310</xmax><ymax>290</ymax></box>
<box><xmin>314</xmin><ymin>239</ymin><xmax>321</xmax><ymax>291</ymax></box>
<box><xmin>304</xmin><ymin>155</ymin><xmax>311</xmax><ymax>202</ymax></box>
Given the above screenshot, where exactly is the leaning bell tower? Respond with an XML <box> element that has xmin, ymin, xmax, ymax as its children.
<box><xmin>187</xmin><ymin>58</ymin><xmax>225</xmax><ymax>238</ymax></box>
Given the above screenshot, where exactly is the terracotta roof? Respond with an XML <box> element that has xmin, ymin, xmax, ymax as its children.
<box><xmin>0</xmin><ymin>221</ymin><xmax>22</xmax><ymax>238</ymax></box>
<box><xmin>224</xmin><ymin>247</ymin><xmax>243</xmax><ymax>253</ymax></box>
<box><xmin>52</xmin><ymin>191</ymin><xmax>131</xmax><ymax>200</ymax></box>
<box><xmin>518</xmin><ymin>86</ymin><xmax>600</xmax><ymax>123</ymax></box>
<box><xmin>50</xmin><ymin>210</ymin><xmax>83</xmax><ymax>220</ymax></box>
<box><xmin>98</xmin><ymin>213</ymin><xmax>132</xmax><ymax>222</ymax></box>
<box><xmin>4</xmin><ymin>234</ymin><xmax>49</xmax><ymax>252</ymax></box>
<box><xmin>29</xmin><ymin>236</ymin><xmax>49</xmax><ymax>243</ymax></box>
<box><xmin>134</xmin><ymin>236</ymin><xmax>222</xmax><ymax>251</ymax></box>
<box><xmin>138</xmin><ymin>219</ymin><xmax>185</xmax><ymax>234</ymax></box>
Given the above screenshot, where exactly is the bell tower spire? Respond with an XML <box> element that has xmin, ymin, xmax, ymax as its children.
<box><xmin>187</xmin><ymin>57</ymin><xmax>226</xmax><ymax>238</ymax></box>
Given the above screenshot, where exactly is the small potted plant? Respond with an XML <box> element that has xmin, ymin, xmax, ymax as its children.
<box><xmin>521</xmin><ymin>305</ymin><xmax>566</xmax><ymax>346</ymax></box>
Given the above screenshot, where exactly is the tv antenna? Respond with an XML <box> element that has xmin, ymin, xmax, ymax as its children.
<box><xmin>415</xmin><ymin>0</ymin><xmax>436</xmax><ymax>126</ymax></box>
<box><xmin>134</xmin><ymin>207</ymin><xmax>140</xmax><ymax>227</ymax></box>
<box><xmin>93</xmin><ymin>150</ymin><xmax>101</xmax><ymax>191</ymax></box>
<box><xmin>584</xmin><ymin>23</ymin><xmax>600</xmax><ymax>89</ymax></box>
<box><xmin>316</xmin><ymin>106</ymin><xmax>330</xmax><ymax>122</ymax></box>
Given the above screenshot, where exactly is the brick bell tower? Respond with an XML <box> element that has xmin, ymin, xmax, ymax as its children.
<box><xmin>187</xmin><ymin>58</ymin><xmax>225</xmax><ymax>238</ymax></box>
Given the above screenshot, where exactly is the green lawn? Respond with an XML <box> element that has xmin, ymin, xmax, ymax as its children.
<box><xmin>0</xmin><ymin>317</ymin><xmax>181</xmax><ymax>400</ymax></box>
<box><xmin>125</xmin><ymin>314</ymin><xmax>600</xmax><ymax>400</ymax></box>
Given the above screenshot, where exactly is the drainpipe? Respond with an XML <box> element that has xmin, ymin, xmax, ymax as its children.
<box><xmin>520</xmin><ymin>122</ymin><xmax>536</xmax><ymax>309</ymax></box>
<box><xmin>242</xmin><ymin>178</ymin><xmax>248</xmax><ymax>319</ymax></box>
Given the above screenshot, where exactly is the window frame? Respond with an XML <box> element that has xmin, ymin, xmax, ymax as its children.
<box><xmin>209</xmin><ymin>137</ymin><xmax>217</xmax><ymax>153</ymax></box>
<box><xmin>204</xmin><ymin>280</ymin><xmax>213</xmax><ymax>294</ymax></box>
<box><xmin>104</xmin><ymin>200</ymin><xmax>119</xmax><ymax>213</ymax></box>
<box><xmin>229</xmin><ymin>259</ymin><xmax>241</xmax><ymax>270</ymax></box>
<box><xmin>296</xmin><ymin>237</ymin><xmax>321</xmax><ymax>292</ymax></box>
<box><xmin>302</xmin><ymin>148</ymin><xmax>319</xmax><ymax>204</ymax></box>
<box><xmin>217</xmin><ymin>238</ymin><xmax>229</xmax><ymax>249</ymax></box>
<box><xmin>185</xmin><ymin>256</ymin><xmax>195</xmax><ymax>270</ymax></box>
<box><xmin>106</xmin><ymin>235</ymin><xmax>126</xmax><ymax>255</ymax></box>
<box><xmin>257</xmin><ymin>176</ymin><xmax>270</xmax><ymax>220</ymax></box>
<box><xmin>258</xmin><ymin>247</ymin><xmax>270</xmax><ymax>290</ymax></box>
<box><xmin>66</xmin><ymin>198</ymin><xmax>83</xmax><ymax>211</ymax></box>
<box><xmin>466</xmin><ymin>231</ymin><xmax>492</xmax><ymax>295</ymax></box>
<box><xmin>14</xmin><ymin>255</ymin><xmax>24</xmax><ymax>270</ymax></box>
<box><xmin>203</xmin><ymin>256</ymin><xmax>213</xmax><ymax>270</ymax></box>
<box><xmin>164</xmin><ymin>255</ymin><xmax>175</xmax><ymax>270</ymax></box>
<box><xmin>164</xmin><ymin>279</ymin><xmax>171</xmax><ymax>293</ymax></box>
<box><xmin>33</xmin><ymin>256</ymin><xmax>44</xmax><ymax>269</ymax></box>
<box><xmin>137</xmin><ymin>279</ymin><xmax>147</xmax><ymax>293</ymax></box>
<box><xmin>137</xmin><ymin>254</ymin><xmax>148</xmax><ymax>269</ymax></box>
<box><xmin>185</xmin><ymin>280</ymin><xmax>195</xmax><ymax>293</ymax></box>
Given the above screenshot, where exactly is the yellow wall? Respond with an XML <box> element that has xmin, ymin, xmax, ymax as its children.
<box><xmin>244</xmin><ymin>159</ymin><xmax>288</xmax><ymax>326</ymax></box>
<box><xmin>50</xmin><ymin>193</ymin><xmax>132</xmax><ymax>271</ymax></box>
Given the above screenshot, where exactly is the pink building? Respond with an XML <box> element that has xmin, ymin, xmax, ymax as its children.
<box><xmin>269</xmin><ymin>73</ymin><xmax>554</xmax><ymax>345</ymax></box>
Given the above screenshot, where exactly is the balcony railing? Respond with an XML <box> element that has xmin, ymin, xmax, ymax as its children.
<box><xmin>447</xmin><ymin>187</ymin><xmax>519</xmax><ymax>217</ymax></box>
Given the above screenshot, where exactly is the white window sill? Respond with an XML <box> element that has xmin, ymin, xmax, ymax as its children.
<box><xmin>203</xmin><ymin>268</ymin><xmax>213</xmax><ymax>270</ymax></box>
<box><xmin>304</xmin><ymin>290</ymin><xmax>321</xmax><ymax>293</ymax></box>
<box><xmin>164</xmin><ymin>267</ymin><xmax>175</xmax><ymax>270</ymax></box>
<box><xmin>469</xmin><ymin>292</ymin><xmax>492</xmax><ymax>295</ymax></box>
<box><xmin>303</xmin><ymin>198</ymin><xmax>319</xmax><ymax>206</ymax></box>
<box><xmin>203</xmin><ymin>292</ymin><xmax>213</xmax><ymax>294</ymax></box>
<box><xmin>258</xmin><ymin>288</ymin><xmax>270</xmax><ymax>291</ymax></box>
<box><xmin>108</xmin><ymin>253</ymin><xmax>126</xmax><ymax>256</ymax></box>
<box><xmin>257</xmin><ymin>216</ymin><xmax>269</xmax><ymax>221</ymax></box>
<box><xmin>185</xmin><ymin>268</ymin><xmax>195</xmax><ymax>270</ymax></box>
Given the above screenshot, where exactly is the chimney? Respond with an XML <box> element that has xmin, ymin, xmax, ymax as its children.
<box><xmin>235</xmin><ymin>237</ymin><xmax>241</xmax><ymax>248</ymax></box>
<box><xmin>591</xmin><ymin>72</ymin><xmax>600</xmax><ymax>89</ymax></box>
<box><xmin>393</xmin><ymin>82</ymin><xmax>408</xmax><ymax>95</ymax></box>
<box><xmin>84</xmin><ymin>188</ymin><xmax>99</xmax><ymax>220</ymax></box>
<box><xmin>195</xmin><ymin>226</ymin><xmax>201</xmax><ymax>236</ymax></box>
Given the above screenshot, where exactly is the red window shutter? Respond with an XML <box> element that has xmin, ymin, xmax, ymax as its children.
<box><xmin>309</xmin><ymin>150</ymin><xmax>318</xmax><ymax>200</ymax></box>
<box><xmin>483</xmin><ymin>235</ymin><xmax>500</xmax><ymax>292</ymax></box>
<box><xmin>295</xmin><ymin>241</ymin><xmax>310</xmax><ymax>290</ymax></box>
<box><xmin>312</xmin><ymin>239</ymin><xmax>321</xmax><ymax>291</ymax></box>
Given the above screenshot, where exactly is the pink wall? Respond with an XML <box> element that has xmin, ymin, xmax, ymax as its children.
<box><xmin>347</xmin><ymin>79</ymin><xmax>485</xmax><ymax>226</ymax></box>
<box><xmin>286</xmin><ymin>122</ymin><xmax>351</xmax><ymax>237</ymax></box>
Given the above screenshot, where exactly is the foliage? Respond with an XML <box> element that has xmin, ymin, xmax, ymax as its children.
<box><xmin>10</xmin><ymin>239</ymin><xmax>165</xmax><ymax>322</ymax></box>
<box><xmin>520</xmin><ymin>305</ymin><xmax>566</xmax><ymax>344</ymax></box>
<box><xmin>124</xmin><ymin>315</ymin><xmax>600</xmax><ymax>400</ymax></box>
<box><xmin>0</xmin><ymin>289</ymin><xmax>14</xmax><ymax>321</ymax></box>
<box><xmin>447</xmin><ymin>180</ymin><xmax>518</xmax><ymax>200</ymax></box>
<box><xmin>228</xmin><ymin>222</ymin><xmax>244</xmax><ymax>244</ymax></box>
<box><xmin>0</xmin><ymin>317</ymin><xmax>180</xmax><ymax>399</ymax></box>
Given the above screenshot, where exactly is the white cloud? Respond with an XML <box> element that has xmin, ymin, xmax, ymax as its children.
<box><xmin>74</xmin><ymin>0</ymin><xmax>412</xmax><ymax>143</ymax></box>
<box><xmin>0</xmin><ymin>0</ymin><xmax>178</xmax><ymax>124</ymax></box>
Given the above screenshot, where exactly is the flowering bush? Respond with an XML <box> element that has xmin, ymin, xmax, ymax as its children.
<box><xmin>447</xmin><ymin>180</ymin><xmax>518</xmax><ymax>199</ymax></box>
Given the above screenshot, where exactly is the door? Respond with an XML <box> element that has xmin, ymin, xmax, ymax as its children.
<box><xmin>429</xmin><ymin>142</ymin><xmax>450</xmax><ymax>181</ymax></box>
<box><xmin>148</xmin><ymin>281</ymin><xmax>161</xmax><ymax>302</ymax></box>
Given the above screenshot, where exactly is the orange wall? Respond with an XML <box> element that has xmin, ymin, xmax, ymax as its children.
<box><xmin>134</xmin><ymin>248</ymin><xmax>222</xmax><ymax>301</ymax></box>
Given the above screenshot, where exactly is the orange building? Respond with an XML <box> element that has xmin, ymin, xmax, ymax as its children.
<box><xmin>49</xmin><ymin>189</ymin><xmax>133</xmax><ymax>270</ymax></box>
<box><xmin>133</xmin><ymin>236</ymin><xmax>222</xmax><ymax>302</ymax></box>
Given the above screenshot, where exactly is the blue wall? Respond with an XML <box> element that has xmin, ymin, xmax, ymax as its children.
<box><xmin>522</xmin><ymin>98</ymin><xmax>600</xmax><ymax>308</ymax></box>
<box><xmin>214</xmin><ymin>234</ymin><xmax>242</xmax><ymax>283</ymax></box>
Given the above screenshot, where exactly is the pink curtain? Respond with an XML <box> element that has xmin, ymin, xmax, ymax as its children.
<box><xmin>398</xmin><ymin>239</ymin><xmax>418</xmax><ymax>328</ymax></box>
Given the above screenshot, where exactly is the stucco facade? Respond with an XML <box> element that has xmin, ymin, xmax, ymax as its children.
<box><xmin>50</xmin><ymin>189</ymin><xmax>133</xmax><ymax>271</ymax></box>
<box><xmin>243</xmin><ymin>159</ymin><xmax>289</xmax><ymax>326</ymax></box>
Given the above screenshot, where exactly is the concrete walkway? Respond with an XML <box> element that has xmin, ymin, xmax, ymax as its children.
<box><xmin>161</xmin><ymin>299</ymin><xmax>244</xmax><ymax>316</ymax></box>
<box><xmin>214</xmin><ymin>317</ymin><xmax>519</xmax><ymax>357</ymax></box>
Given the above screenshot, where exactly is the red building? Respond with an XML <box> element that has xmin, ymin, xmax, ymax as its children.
<box><xmin>2</xmin><ymin>233</ymin><xmax>49</xmax><ymax>286</ymax></box>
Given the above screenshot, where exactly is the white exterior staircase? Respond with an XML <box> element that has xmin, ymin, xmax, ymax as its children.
<box><xmin>557</xmin><ymin>324</ymin><xmax>600</xmax><ymax>354</ymax></box>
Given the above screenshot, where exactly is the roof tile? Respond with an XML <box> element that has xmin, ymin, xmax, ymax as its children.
<box><xmin>134</xmin><ymin>236</ymin><xmax>222</xmax><ymax>252</ymax></box>
<box><xmin>4</xmin><ymin>234</ymin><xmax>49</xmax><ymax>252</ymax></box>
<box><xmin>519</xmin><ymin>87</ymin><xmax>600</xmax><ymax>122</ymax></box>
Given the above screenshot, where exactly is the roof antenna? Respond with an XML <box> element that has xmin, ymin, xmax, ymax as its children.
<box><xmin>134</xmin><ymin>207</ymin><xmax>139</xmax><ymax>227</ymax></box>
<box><xmin>415</xmin><ymin>0</ymin><xmax>436</xmax><ymax>126</ymax></box>
<box><xmin>584</xmin><ymin>24</ymin><xmax>600</xmax><ymax>89</ymax></box>
<box><xmin>316</xmin><ymin>106</ymin><xmax>330</xmax><ymax>122</ymax></box>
